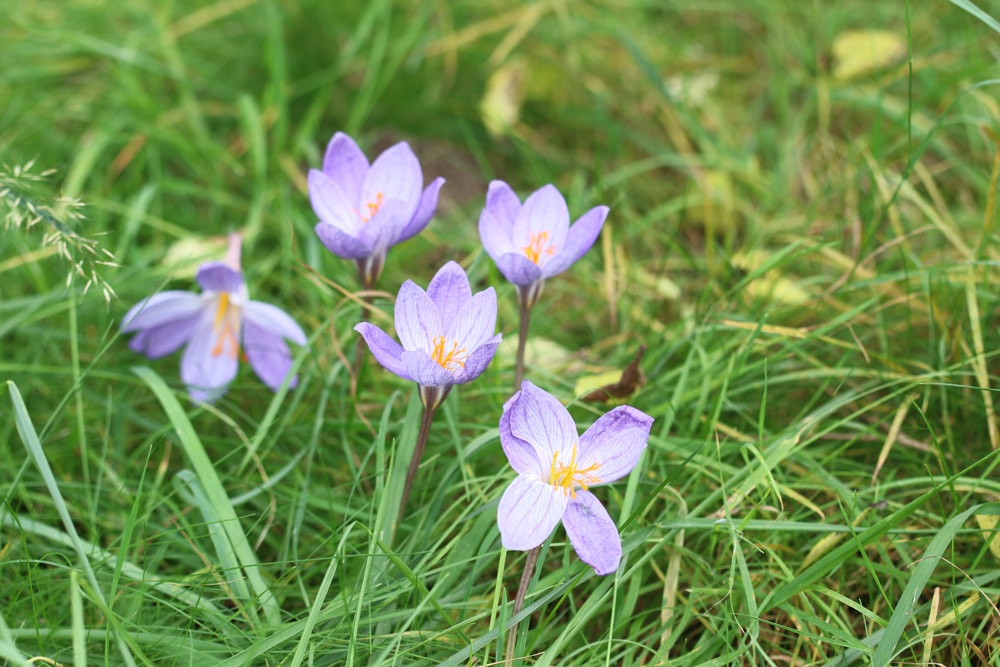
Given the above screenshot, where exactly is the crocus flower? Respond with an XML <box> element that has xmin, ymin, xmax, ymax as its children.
<box><xmin>309</xmin><ymin>132</ymin><xmax>445</xmax><ymax>288</ymax></box>
<box><xmin>121</xmin><ymin>234</ymin><xmax>308</xmax><ymax>403</ymax></box>
<box><xmin>354</xmin><ymin>261</ymin><xmax>502</xmax><ymax>409</ymax></box>
<box><xmin>478</xmin><ymin>181</ymin><xmax>608</xmax><ymax>308</ymax></box>
<box><xmin>497</xmin><ymin>381</ymin><xmax>653</xmax><ymax>575</ymax></box>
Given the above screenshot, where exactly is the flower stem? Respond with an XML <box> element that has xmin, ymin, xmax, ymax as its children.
<box><xmin>513</xmin><ymin>299</ymin><xmax>532</xmax><ymax>391</ymax></box>
<box><xmin>506</xmin><ymin>545</ymin><xmax>541</xmax><ymax>664</ymax></box>
<box><xmin>397</xmin><ymin>400</ymin><xmax>437</xmax><ymax>524</ymax></box>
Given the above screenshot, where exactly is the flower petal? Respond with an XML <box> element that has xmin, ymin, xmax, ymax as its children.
<box><xmin>180</xmin><ymin>312</ymin><xmax>239</xmax><ymax>403</ymax></box>
<box><xmin>513</xmin><ymin>184</ymin><xmax>570</xmax><ymax>265</ymax></box>
<box><xmin>394</xmin><ymin>280</ymin><xmax>440</xmax><ymax>352</ymax></box>
<box><xmin>396</xmin><ymin>176</ymin><xmax>445</xmax><ymax>244</ymax></box>
<box><xmin>121</xmin><ymin>291</ymin><xmax>203</xmax><ymax>332</ymax></box>
<box><xmin>498</xmin><ymin>474</ymin><xmax>568</xmax><ymax>551</ymax></box>
<box><xmin>446</xmin><ymin>286</ymin><xmax>497</xmax><ymax>351</ymax></box>
<box><xmin>577</xmin><ymin>405</ymin><xmax>653</xmax><ymax>484</ymax></box>
<box><xmin>321</xmin><ymin>132</ymin><xmax>369</xmax><ymax>200</ymax></box>
<box><xmin>354</xmin><ymin>322</ymin><xmax>412</xmax><ymax>380</ymax></box>
<box><xmin>427</xmin><ymin>261</ymin><xmax>473</xmax><ymax>330</ymax></box>
<box><xmin>402</xmin><ymin>349</ymin><xmax>457</xmax><ymax>387</ymax></box>
<box><xmin>478</xmin><ymin>209</ymin><xmax>516</xmax><ymax>262</ymax></box>
<box><xmin>541</xmin><ymin>205</ymin><xmax>608</xmax><ymax>278</ymax></box>
<box><xmin>315</xmin><ymin>221</ymin><xmax>372</xmax><ymax>260</ymax></box>
<box><xmin>562</xmin><ymin>490</ymin><xmax>622</xmax><ymax>575</ymax></box>
<box><xmin>196</xmin><ymin>263</ymin><xmax>243</xmax><ymax>293</ymax></box>
<box><xmin>308</xmin><ymin>169</ymin><xmax>363</xmax><ymax>235</ymax></box>
<box><xmin>505</xmin><ymin>381</ymin><xmax>578</xmax><ymax>468</ymax></box>
<box><xmin>243</xmin><ymin>317</ymin><xmax>298</xmax><ymax>391</ymax></box>
<box><xmin>358</xmin><ymin>196</ymin><xmax>420</xmax><ymax>256</ymax></box>
<box><xmin>499</xmin><ymin>386</ymin><xmax>544</xmax><ymax>476</ymax></box>
<box><xmin>362</xmin><ymin>142</ymin><xmax>422</xmax><ymax>222</ymax></box>
<box><xmin>485</xmin><ymin>180</ymin><xmax>522</xmax><ymax>223</ymax></box>
<box><xmin>496</xmin><ymin>253</ymin><xmax>543</xmax><ymax>288</ymax></box>
<box><xmin>243</xmin><ymin>301</ymin><xmax>307</xmax><ymax>345</ymax></box>
<box><xmin>455</xmin><ymin>334</ymin><xmax>501</xmax><ymax>384</ymax></box>
<box><xmin>129</xmin><ymin>315</ymin><xmax>200</xmax><ymax>358</ymax></box>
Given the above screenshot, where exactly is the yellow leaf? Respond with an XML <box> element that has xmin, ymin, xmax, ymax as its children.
<box><xmin>480</xmin><ymin>59</ymin><xmax>525</xmax><ymax>138</ymax></box>
<box><xmin>974</xmin><ymin>514</ymin><xmax>1000</xmax><ymax>560</ymax></box>
<box><xmin>832</xmin><ymin>30</ymin><xmax>905</xmax><ymax>81</ymax></box>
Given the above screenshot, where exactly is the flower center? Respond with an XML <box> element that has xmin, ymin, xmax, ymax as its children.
<box><xmin>549</xmin><ymin>443</ymin><xmax>601</xmax><ymax>498</ymax></box>
<box><xmin>522</xmin><ymin>231</ymin><xmax>557</xmax><ymax>265</ymax></box>
<box><xmin>211</xmin><ymin>292</ymin><xmax>241</xmax><ymax>359</ymax></box>
<box><xmin>431</xmin><ymin>335</ymin><xmax>468</xmax><ymax>372</ymax></box>
<box><xmin>355</xmin><ymin>192</ymin><xmax>384</xmax><ymax>223</ymax></box>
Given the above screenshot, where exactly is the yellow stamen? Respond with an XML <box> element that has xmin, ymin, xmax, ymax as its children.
<box><xmin>210</xmin><ymin>292</ymin><xmax>241</xmax><ymax>359</ymax></box>
<box><xmin>522</xmin><ymin>231</ymin><xmax>557</xmax><ymax>264</ymax></box>
<box><xmin>354</xmin><ymin>192</ymin><xmax>385</xmax><ymax>223</ymax></box>
<box><xmin>549</xmin><ymin>443</ymin><xmax>601</xmax><ymax>498</ymax></box>
<box><xmin>431</xmin><ymin>335</ymin><xmax>467</xmax><ymax>371</ymax></box>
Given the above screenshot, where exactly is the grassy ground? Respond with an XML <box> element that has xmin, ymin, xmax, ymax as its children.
<box><xmin>3</xmin><ymin>0</ymin><xmax>1000</xmax><ymax>665</ymax></box>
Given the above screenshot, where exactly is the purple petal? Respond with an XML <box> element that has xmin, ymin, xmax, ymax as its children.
<box><xmin>562</xmin><ymin>490</ymin><xmax>622</xmax><ymax>575</ymax></box>
<box><xmin>446</xmin><ymin>287</ymin><xmax>497</xmax><ymax>351</ymax></box>
<box><xmin>355</xmin><ymin>322</ymin><xmax>412</xmax><ymax>380</ymax></box>
<box><xmin>129</xmin><ymin>315</ymin><xmax>200</xmax><ymax>359</ymax></box>
<box><xmin>505</xmin><ymin>381</ymin><xmax>578</xmax><ymax>468</ymax></box>
<box><xmin>394</xmin><ymin>280</ymin><xmax>440</xmax><ymax>352</ymax></box>
<box><xmin>426</xmin><ymin>261</ymin><xmax>472</xmax><ymax>328</ymax></box>
<box><xmin>121</xmin><ymin>291</ymin><xmax>202</xmax><ymax>332</ymax></box>
<box><xmin>180</xmin><ymin>312</ymin><xmax>239</xmax><ymax>403</ymax></box>
<box><xmin>396</xmin><ymin>177</ymin><xmax>445</xmax><ymax>244</ymax></box>
<box><xmin>496</xmin><ymin>253</ymin><xmax>543</xmax><ymax>288</ymax></box>
<box><xmin>243</xmin><ymin>317</ymin><xmax>297</xmax><ymax>391</ymax></box>
<box><xmin>315</xmin><ymin>221</ymin><xmax>372</xmax><ymax>260</ymax></box>
<box><xmin>321</xmin><ymin>132</ymin><xmax>369</xmax><ymax>200</ymax></box>
<box><xmin>455</xmin><ymin>335</ymin><xmax>501</xmax><ymax>384</ymax></box>
<box><xmin>308</xmin><ymin>169</ymin><xmax>364</xmax><ymax>236</ymax></box>
<box><xmin>362</xmin><ymin>142</ymin><xmax>422</xmax><ymax>223</ymax></box>
<box><xmin>542</xmin><ymin>205</ymin><xmax>608</xmax><ymax>278</ymax></box>
<box><xmin>497</xmin><ymin>474</ymin><xmax>568</xmax><ymax>551</ymax></box>
<box><xmin>358</xmin><ymin>197</ymin><xmax>420</xmax><ymax>256</ymax></box>
<box><xmin>577</xmin><ymin>405</ymin><xmax>653</xmax><ymax>484</ymax></box>
<box><xmin>512</xmin><ymin>185</ymin><xmax>570</xmax><ymax>265</ymax></box>
<box><xmin>478</xmin><ymin>208</ymin><xmax>516</xmax><ymax>262</ymax></box>
<box><xmin>499</xmin><ymin>383</ymin><xmax>544</xmax><ymax>476</ymax></box>
<box><xmin>243</xmin><ymin>301</ymin><xmax>307</xmax><ymax>345</ymax></box>
<box><xmin>402</xmin><ymin>349</ymin><xmax>457</xmax><ymax>387</ymax></box>
<box><xmin>485</xmin><ymin>180</ymin><xmax>522</xmax><ymax>223</ymax></box>
<box><xmin>196</xmin><ymin>263</ymin><xmax>243</xmax><ymax>293</ymax></box>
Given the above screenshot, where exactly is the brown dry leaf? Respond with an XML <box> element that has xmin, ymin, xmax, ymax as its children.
<box><xmin>577</xmin><ymin>345</ymin><xmax>646</xmax><ymax>403</ymax></box>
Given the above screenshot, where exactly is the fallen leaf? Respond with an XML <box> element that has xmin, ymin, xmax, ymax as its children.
<box><xmin>578</xmin><ymin>345</ymin><xmax>646</xmax><ymax>403</ymax></box>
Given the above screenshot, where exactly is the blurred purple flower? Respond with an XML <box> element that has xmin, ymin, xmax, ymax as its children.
<box><xmin>354</xmin><ymin>261</ymin><xmax>501</xmax><ymax>409</ymax></box>
<box><xmin>121</xmin><ymin>235</ymin><xmax>307</xmax><ymax>403</ymax></box>
<box><xmin>497</xmin><ymin>381</ymin><xmax>653</xmax><ymax>575</ymax></box>
<box><xmin>478</xmin><ymin>181</ymin><xmax>608</xmax><ymax>308</ymax></box>
<box><xmin>309</xmin><ymin>132</ymin><xmax>445</xmax><ymax>288</ymax></box>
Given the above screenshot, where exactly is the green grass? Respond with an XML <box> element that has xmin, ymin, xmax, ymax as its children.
<box><xmin>4</xmin><ymin>0</ymin><xmax>1000</xmax><ymax>665</ymax></box>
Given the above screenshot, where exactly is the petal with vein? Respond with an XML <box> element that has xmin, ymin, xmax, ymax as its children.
<box><xmin>562</xmin><ymin>490</ymin><xmax>622</xmax><ymax>575</ymax></box>
<box><xmin>498</xmin><ymin>475</ymin><xmax>568</xmax><ymax>551</ymax></box>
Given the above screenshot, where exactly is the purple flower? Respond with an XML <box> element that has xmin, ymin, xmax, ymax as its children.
<box><xmin>309</xmin><ymin>132</ymin><xmax>445</xmax><ymax>288</ymax></box>
<box><xmin>354</xmin><ymin>261</ymin><xmax>502</xmax><ymax>409</ymax></box>
<box><xmin>497</xmin><ymin>381</ymin><xmax>653</xmax><ymax>575</ymax></box>
<box><xmin>121</xmin><ymin>235</ymin><xmax>308</xmax><ymax>403</ymax></box>
<box><xmin>478</xmin><ymin>181</ymin><xmax>608</xmax><ymax>308</ymax></box>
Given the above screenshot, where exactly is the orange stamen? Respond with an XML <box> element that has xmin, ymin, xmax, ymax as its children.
<box><xmin>549</xmin><ymin>443</ymin><xmax>601</xmax><ymax>498</ymax></box>
<box><xmin>210</xmin><ymin>292</ymin><xmax>241</xmax><ymax>359</ymax></box>
<box><xmin>522</xmin><ymin>231</ymin><xmax>557</xmax><ymax>264</ymax></box>
<box><xmin>353</xmin><ymin>192</ymin><xmax>385</xmax><ymax>223</ymax></box>
<box><xmin>431</xmin><ymin>335</ymin><xmax>468</xmax><ymax>371</ymax></box>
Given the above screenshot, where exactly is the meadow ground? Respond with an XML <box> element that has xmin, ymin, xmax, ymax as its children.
<box><xmin>3</xmin><ymin>1</ymin><xmax>1000</xmax><ymax>665</ymax></box>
